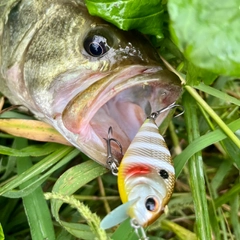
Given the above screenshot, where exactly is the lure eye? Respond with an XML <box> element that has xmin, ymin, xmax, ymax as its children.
<box><xmin>84</xmin><ymin>35</ymin><xmax>110</xmax><ymax>57</ymax></box>
<box><xmin>145</xmin><ymin>197</ymin><xmax>159</xmax><ymax>212</ymax></box>
<box><xmin>159</xmin><ymin>169</ymin><xmax>169</xmax><ymax>179</ymax></box>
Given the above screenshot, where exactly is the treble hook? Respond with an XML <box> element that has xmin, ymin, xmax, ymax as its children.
<box><xmin>130</xmin><ymin>219</ymin><xmax>149</xmax><ymax>240</ymax></box>
<box><xmin>103</xmin><ymin>127</ymin><xmax>123</xmax><ymax>176</ymax></box>
<box><xmin>149</xmin><ymin>102</ymin><xmax>184</xmax><ymax>120</ymax></box>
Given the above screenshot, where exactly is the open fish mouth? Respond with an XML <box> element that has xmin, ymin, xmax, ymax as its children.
<box><xmin>57</xmin><ymin>65</ymin><xmax>181</xmax><ymax>166</ymax></box>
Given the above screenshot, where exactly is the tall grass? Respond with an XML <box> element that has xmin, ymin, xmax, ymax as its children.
<box><xmin>0</xmin><ymin>68</ymin><xmax>239</xmax><ymax>240</ymax></box>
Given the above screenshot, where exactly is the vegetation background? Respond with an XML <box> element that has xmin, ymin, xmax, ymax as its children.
<box><xmin>0</xmin><ymin>0</ymin><xmax>239</xmax><ymax>239</ymax></box>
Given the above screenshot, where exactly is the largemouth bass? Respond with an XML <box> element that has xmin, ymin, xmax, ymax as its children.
<box><xmin>0</xmin><ymin>0</ymin><xmax>181</xmax><ymax>167</ymax></box>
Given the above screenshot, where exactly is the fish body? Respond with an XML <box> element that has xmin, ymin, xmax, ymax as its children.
<box><xmin>0</xmin><ymin>0</ymin><xmax>181</xmax><ymax>166</ymax></box>
<box><xmin>100</xmin><ymin>117</ymin><xmax>174</xmax><ymax>229</ymax></box>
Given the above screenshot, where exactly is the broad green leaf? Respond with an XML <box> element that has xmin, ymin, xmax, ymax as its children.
<box><xmin>168</xmin><ymin>0</ymin><xmax>240</xmax><ymax>76</ymax></box>
<box><xmin>186</xmin><ymin>62</ymin><xmax>217</xmax><ymax>86</ymax></box>
<box><xmin>85</xmin><ymin>0</ymin><xmax>164</xmax><ymax>37</ymax></box>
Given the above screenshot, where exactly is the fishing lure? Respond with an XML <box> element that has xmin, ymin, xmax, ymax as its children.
<box><xmin>101</xmin><ymin>103</ymin><xmax>182</xmax><ymax>237</ymax></box>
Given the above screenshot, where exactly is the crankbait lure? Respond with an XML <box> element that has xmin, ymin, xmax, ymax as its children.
<box><xmin>101</xmin><ymin>103</ymin><xmax>183</xmax><ymax>238</ymax></box>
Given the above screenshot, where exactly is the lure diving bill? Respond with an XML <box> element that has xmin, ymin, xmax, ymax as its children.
<box><xmin>100</xmin><ymin>103</ymin><xmax>178</xmax><ymax>230</ymax></box>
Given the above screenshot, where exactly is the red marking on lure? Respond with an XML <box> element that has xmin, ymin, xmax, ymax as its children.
<box><xmin>125</xmin><ymin>165</ymin><xmax>151</xmax><ymax>177</ymax></box>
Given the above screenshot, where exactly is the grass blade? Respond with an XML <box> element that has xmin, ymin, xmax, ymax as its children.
<box><xmin>183</xmin><ymin>92</ymin><xmax>212</xmax><ymax>239</ymax></box>
<box><xmin>0</xmin><ymin>142</ymin><xmax>63</xmax><ymax>157</ymax></box>
<box><xmin>111</xmin><ymin>218</ymin><xmax>138</xmax><ymax>240</ymax></box>
<box><xmin>185</xmin><ymin>85</ymin><xmax>240</xmax><ymax>148</ymax></box>
<box><xmin>3</xmin><ymin>148</ymin><xmax>80</xmax><ymax>198</ymax></box>
<box><xmin>0</xmin><ymin>145</ymin><xmax>73</xmax><ymax>195</ymax></box>
<box><xmin>16</xmin><ymin>138</ymin><xmax>55</xmax><ymax>240</ymax></box>
<box><xmin>0</xmin><ymin>223</ymin><xmax>4</xmax><ymax>240</ymax></box>
<box><xmin>214</xmin><ymin>182</ymin><xmax>240</xmax><ymax>208</ymax></box>
<box><xmin>195</xmin><ymin>83</ymin><xmax>240</xmax><ymax>106</ymax></box>
<box><xmin>174</xmin><ymin>118</ymin><xmax>240</xmax><ymax>177</ymax></box>
<box><xmin>51</xmin><ymin>160</ymin><xmax>108</xmax><ymax>220</ymax></box>
<box><xmin>161</xmin><ymin>220</ymin><xmax>197</xmax><ymax>240</ymax></box>
<box><xmin>46</xmin><ymin>193</ymin><xmax>108</xmax><ymax>240</ymax></box>
<box><xmin>230</xmin><ymin>192</ymin><xmax>240</xmax><ymax>239</ymax></box>
<box><xmin>49</xmin><ymin>161</ymin><xmax>108</xmax><ymax>239</ymax></box>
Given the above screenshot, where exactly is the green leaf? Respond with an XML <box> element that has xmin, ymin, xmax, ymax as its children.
<box><xmin>222</xmin><ymin>138</ymin><xmax>240</xmax><ymax>169</ymax></box>
<box><xmin>56</xmin><ymin>229</ymin><xmax>76</xmax><ymax>240</ymax></box>
<box><xmin>0</xmin><ymin>145</ymin><xmax>73</xmax><ymax>196</ymax></box>
<box><xmin>168</xmin><ymin>0</ymin><xmax>240</xmax><ymax>76</ymax></box>
<box><xmin>183</xmin><ymin>92</ymin><xmax>212</xmax><ymax>239</ymax></box>
<box><xmin>161</xmin><ymin>220</ymin><xmax>197</xmax><ymax>240</ymax></box>
<box><xmin>85</xmin><ymin>0</ymin><xmax>164</xmax><ymax>37</ymax></box>
<box><xmin>214</xmin><ymin>182</ymin><xmax>240</xmax><ymax>208</ymax></box>
<box><xmin>16</xmin><ymin>138</ymin><xmax>55</xmax><ymax>240</ymax></box>
<box><xmin>47</xmin><ymin>193</ymin><xmax>108</xmax><ymax>240</ymax></box>
<box><xmin>60</xmin><ymin>222</ymin><xmax>96</xmax><ymax>240</ymax></box>
<box><xmin>49</xmin><ymin>161</ymin><xmax>108</xmax><ymax>239</ymax></box>
<box><xmin>2</xmin><ymin>149</ymin><xmax>80</xmax><ymax>198</ymax></box>
<box><xmin>0</xmin><ymin>223</ymin><xmax>4</xmax><ymax>240</ymax></box>
<box><xmin>230</xmin><ymin>191</ymin><xmax>240</xmax><ymax>239</ymax></box>
<box><xmin>174</xmin><ymin>118</ymin><xmax>240</xmax><ymax>178</ymax></box>
<box><xmin>194</xmin><ymin>83</ymin><xmax>240</xmax><ymax>106</ymax></box>
<box><xmin>186</xmin><ymin>62</ymin><xmax>218</xmax><ymax>86</ymax></box>
<box><xmin>111</xmin><ymin>218</ymin><xmax>138</xmax><ymax>240</ymax></box>
<box><xmin>0</xmin><ymin>142</ymin><xmax>62</xmax><ymax>157</ymax></box>
<box><xmin>51</xmin><ymin>160</ymin><xmax>108</xmax><ymax>220</ymax></box>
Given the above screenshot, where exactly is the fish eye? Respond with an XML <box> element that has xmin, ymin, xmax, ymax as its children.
<box><xmin>145</xmin><ymin>197</ymin><xmax>159</xmax><ymax>212</ymax></box>
<box><xmin>159</xmin><ymin>169</ymin><xmax>169</xmax><ymax>179</ymax></box>
<box><xmin>84</xmin><ymin>35</ymin><xmax>110</xmax><ymax>57</ymax></box>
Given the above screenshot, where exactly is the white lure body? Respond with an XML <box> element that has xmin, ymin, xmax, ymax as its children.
<box><xmin>101</xmin><ymin>117</ymin><xmax>175</xmax><ymax>229</ymax></box>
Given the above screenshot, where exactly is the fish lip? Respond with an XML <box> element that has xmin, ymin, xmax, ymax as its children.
<box><xmin>60</xmin><ymin>65</ymin><xmax>181</xmax><ymax>167</ymax></box>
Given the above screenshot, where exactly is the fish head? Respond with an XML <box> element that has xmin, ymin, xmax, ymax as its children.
<box><xmin>57</xmin><ymin>5</ymin><xmax>181</xmax><ymax>165</ymax></box>
<box><xmin>123</xmin><ymin>172</ymin><xmax>173</xmax><ymax>227</ymax></box>
<box><xmin>2</xmin><ymin>0</ymin><xmax>181</xmax><ymax>166</ymax></box>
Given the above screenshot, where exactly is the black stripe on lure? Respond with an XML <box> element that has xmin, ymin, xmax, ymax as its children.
<box><xmin>101</xmin><ymin>102</ymin><xmax>183</xmax><ymax>235</ymax></box>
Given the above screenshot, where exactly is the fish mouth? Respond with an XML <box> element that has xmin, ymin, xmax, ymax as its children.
<box><xmin>61</xmin><ymin>65</ymin><xmax>181</xmax><ymax>167</ymax></box>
